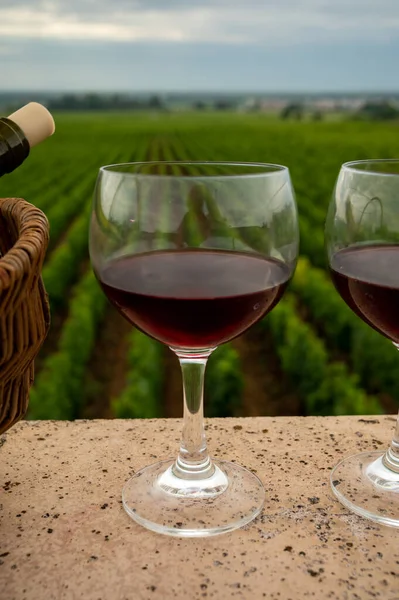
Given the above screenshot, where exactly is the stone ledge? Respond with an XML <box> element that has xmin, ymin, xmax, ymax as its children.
<box><xmin>0</xmin><ymin>416</ymin><xmax>398</xmax><ymax>600</ymax></box>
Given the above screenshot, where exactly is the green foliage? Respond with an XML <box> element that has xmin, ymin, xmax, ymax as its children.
<box><xmin>42</xmin><ymin>207</ymin><xmax>90</xmax><ymax>311</ymax></box>
<box><xmin>298</xmin><ymin>217</ymin><xmax>325</xmax><ymax>268</ymax></box>
<box><xmin>356</xmin><ymin>101</ymin><xmax>399</xmax><ymax>121</ymax></box>
<box><xmin>310</xmin><ymin>363</ymin><xmax>381</xmax><ymax>416</ymax></box>
<box><xmin>280</xmin><ymin>103</ymin><xmax>305</xmax><ymax>120</ymax></box>
<box><xmin>264</xmin><ymin>295</ymin><xmax>380</xmax><ymax>416</ymax></box>
<box><xmin>292</xmin><ymin>257</ymin><xmax>358</xmax><ymax>351</ymax></box>
<box><xmin>206</xmin><ymin>344</ymin><xmax>243</xmax><ymax>417</ymax></box>
<box><xmin>45</xmin><ymin>176</ymin><xmax>94</xmax><ymax>243</ymax></box>
<box><xmin>29</xmin><ymin>271</ymin><xmax>106</xmax><ymax>419</ymax></box>
<box><xmin>292</xmin><ymin>257</ymin><xmax>399</xmax><ymax>402</ymax></box>
<box><xmin>112</xmin><ymin>330</ymin><xmax>163</xmax><ymax>419</ymax></box>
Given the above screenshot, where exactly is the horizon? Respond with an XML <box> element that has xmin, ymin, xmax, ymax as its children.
<box><xmin>2</xmin><ymin>90</ymin><xmax>399</xmax><ymax>97</ymax></box>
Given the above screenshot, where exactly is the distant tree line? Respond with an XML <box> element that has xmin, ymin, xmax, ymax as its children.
<box><xmin>280</xmin><ymin>103</ymin><xmax>323</xmax><ymax>121</ymax></box>
<box><xmin>355</xmin><ymin>100</ymin><xmax>399</xmax><ymax>121</ymax></box>
<box><xmin>47</xmin><ymin>93</ymin><xmax>167</xmax><ymax>111</ymax></box>
<box><xmin>280</xmin><ymin>100</ymin><xmax>399</xmax><ymax>121</ymax></box>
<box><xmin>192</xmin><ymin>99</ymin><xmax>236</xmax><ymax>111</ymax></box>
<box><xmin>46</xmin><ymin>93</ymin><xmax>240</xmax><ymax>112</ymax></box>
<box><xmin>35</xmin><ymin>93</ymin><xmax>399</xmax><ymax>121</ymax></box>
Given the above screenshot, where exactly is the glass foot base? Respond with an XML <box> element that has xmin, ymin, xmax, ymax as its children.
<box><xmin>331</xmin><ymin>451</ymin><xmax>399</xmax><ymax>528</ymax></box>
<box><xmin>122</xmin><ymin>459</ymin><xmax>265</xmax><ymax>537</ymax></box>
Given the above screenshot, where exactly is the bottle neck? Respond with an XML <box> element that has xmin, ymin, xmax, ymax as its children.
<box><xmin>0</xmin><ymin>117</ymin><xmax>30</xmax><ymax>178</ymax></box>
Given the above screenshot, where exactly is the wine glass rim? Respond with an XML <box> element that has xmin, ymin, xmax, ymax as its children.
<box><xmin>99</xmin><ymin>161</ymin><xmax>289</xmax><ymax>179</ymax></box>
<box><xmin>342</xmin><ymin>159</ymin><xmax>399</xmax><ymax>176</ymax></box>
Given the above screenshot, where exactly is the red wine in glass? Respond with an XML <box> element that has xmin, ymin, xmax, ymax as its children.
<box><xmin>330</xmin><ymin>245</ymin><xmax>399</xmax><ymax>343</ymax></box>
<box><xmin>99</xmin><ymin>249</ymin><xmax>291</xmax><ymax>350</ymax></box>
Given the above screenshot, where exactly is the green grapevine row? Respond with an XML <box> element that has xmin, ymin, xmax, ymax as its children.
<box><xmin>29</xmin><ymin>134</ymin><xmax>152</xmax><ymax>419</ymax></box>
<box><xmin>42</xmin><ymin>204</ymin><xmax>91</xmax><ymax>311</ymax></box>
<box><xmin>263</xmin><ymin>295</ymin><xmax>381</xmax><ymax>415</ymax></box>
<box><xmin>205</xmin><ymin>345</ymin><xmax>243</xmax><ymax>417</ymax></box>
<box><xmin>112</xmin><ymin>329</ymin><xmax>164</xmax><ymax>418</ymax></box>
<box><xmin>29</xmin><ymin>270</ymin><xmax>107</xmax><ymax>419</ymax></box>
<box><xmin>292</xmin><ymin>257</ymin><xmax>399</xmax><ymax>402</ymax></box>
<box><xmin>45</xmin><ymin>172</ymin><xmax>96</xmax><ymax>246</ymax></box>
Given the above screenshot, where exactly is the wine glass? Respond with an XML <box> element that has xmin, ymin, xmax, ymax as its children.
<box><xmin>90</xmin><ymin>161</ymin><xmax>298</xmax><ymax>537</ymax></box>
<box><xmin>326</xmin><ymin>159</ymin><xmax>399</xmax><ymax>528</ymax></box>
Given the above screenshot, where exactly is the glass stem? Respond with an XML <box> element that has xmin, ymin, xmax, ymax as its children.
<box><xmin>383</xmin><ymin>411</ymin><xmax>399</xmax><ymax>473</ymax></box>
<box><xmin>173</xmin><ymin>352</ymin><xmax>215</xmax><ymax>481</ymax></box>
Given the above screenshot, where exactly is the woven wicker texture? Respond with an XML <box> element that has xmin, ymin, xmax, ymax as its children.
<box><xmin>0</xmin><ymin>198</ymin><xmax>50</xmax><ymax>434</ymax></box>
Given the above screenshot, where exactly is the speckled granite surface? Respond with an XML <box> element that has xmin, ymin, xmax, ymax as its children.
<box><xmin>0</xmin><ymin>417</ymin><xmax>398</xmax><ymax>600</ymax></box>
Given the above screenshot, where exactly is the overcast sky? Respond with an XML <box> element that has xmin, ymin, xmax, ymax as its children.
<box><xmin>1</xmin><ymin>0</ymin><xmax>398</xmax><ymax>92</ymax></box>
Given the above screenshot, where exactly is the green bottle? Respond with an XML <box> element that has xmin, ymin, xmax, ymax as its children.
<box><xmin>0</xmin><ymin>102</ymin><xmax>55</xmax><ymax>177</ymax></box>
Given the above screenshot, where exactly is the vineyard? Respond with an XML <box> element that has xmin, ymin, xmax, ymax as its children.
<box><xmin>2</xmin><ymin>111</ymin><xmax>398</xmax><ymax>420</ymax></box>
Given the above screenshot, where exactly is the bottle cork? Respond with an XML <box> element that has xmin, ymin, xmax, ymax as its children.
<box><xmin>7</xmin><ymin>102</ymin><xmax>55</xmax><ymax>148</ymax></box>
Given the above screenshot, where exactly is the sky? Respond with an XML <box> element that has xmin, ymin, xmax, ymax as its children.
<box><xmin>0</xmin><ymin>0</ymin><xmax>398</xmax><ymax>93</ymax></box>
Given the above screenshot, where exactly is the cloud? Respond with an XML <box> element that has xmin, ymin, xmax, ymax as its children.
<box><xmin>0</xmin><ymin>0</ymin><xmax>398</xmax><ymax>45</ymax></box>
<box><xmin>1</xmin><ymin>1</ymin><xmax>398</xmax><ymax>92</ymax></box>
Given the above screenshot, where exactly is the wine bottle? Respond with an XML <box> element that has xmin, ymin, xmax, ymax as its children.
<box><xmin>0</xmin><ymin>102</ymin><xmax>55</xmax><ymax>178</ymax></box>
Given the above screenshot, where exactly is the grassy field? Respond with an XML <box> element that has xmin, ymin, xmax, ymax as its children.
<box><xmin>2</xmin><ymin>111</ymin><xmax>398</xmax><ymax>420</ymax></box>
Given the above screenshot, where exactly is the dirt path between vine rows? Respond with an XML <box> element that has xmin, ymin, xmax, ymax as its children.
<box><xmin>231</xmin><ymin>326</ymin><xmax>302</xmax><ymax>417</ymax></box>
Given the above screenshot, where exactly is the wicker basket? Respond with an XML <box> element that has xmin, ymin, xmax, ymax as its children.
<box><xmin>0</xmin><ymin>198</ymin><xmax>50</xmax><ymax>434</ymax></box>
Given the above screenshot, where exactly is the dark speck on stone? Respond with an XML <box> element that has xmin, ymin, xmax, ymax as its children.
<box><xmin>47</xmin><ymin>529</ymin><xmax>53</xmax><ymax>534</ymax></box>
<box><xmin>307</xmin><ymin>569</ymin><xmax>319</xmax><ymax>577</ymax></box>
<box><xmin>308</xmin><ymin>497</ymin><xmax>320</xmax><ymax>505</ymax></box>
<box><xmin>284</xmin><ymin>546</ymin><xmax>293</xmax><ymax>552</ymax></box>
<box><xmin>101</xmin><ymin>504</ymin><xmax>108</xmax><ymax>510</ymax></box>
<box><xmin>233</xmin><ymin>425</ymin><xmax>242</xmax><ymax>430</ymax></box>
